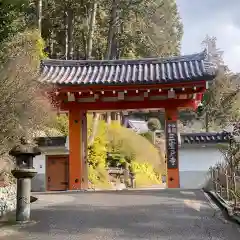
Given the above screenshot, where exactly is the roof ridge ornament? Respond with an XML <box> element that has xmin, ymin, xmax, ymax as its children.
<box><xmin>202</xmin><ymin>48</ymin><xmax>208</xmax><ymax>58</ymax></box>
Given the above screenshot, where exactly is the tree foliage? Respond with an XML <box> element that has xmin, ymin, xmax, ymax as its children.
<box><xmin>0</xmin><ymin>29</ymin><xmax>54</xmax><ymax>156</ymax></box>
<box><xmin>147</xmin><ymin>118</ymin><xmax>161</xmax><ymax>132</ymax></box>
<box><xmin>200</xmin><ymin>36</ymin><xmax>240</xmax><ymax>128</ymax></box>
<box><xmin>140</xmin><ymin>131</ymin><xmax>155</xmax><ymax>144</ymax></box>
<box><xmin>52</xmin><ymin>114</ymin><xmax>69</xmax><ymax>136</ymax></box>
<box><xmin>5</xmin><ymin>0</ymin><xmax>183</xmax><ymax>59</ymax></box>
<box><xmin>108</xmin><ymin>123</ymin><xmax>165</xmax><ymax>174</ymax></box>
<box><xmin>0</xmin><ymin>0</ymin><xmax>29</xmax><ymax>43</ymax></box>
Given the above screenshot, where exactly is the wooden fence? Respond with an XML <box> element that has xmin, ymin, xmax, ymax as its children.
<box><xmin>209</xmin><ymin>166</ymin><xmax>240</xmax><ymax>211</ymax></box>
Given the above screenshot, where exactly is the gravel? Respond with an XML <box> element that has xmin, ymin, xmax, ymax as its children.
<box><xmin>0</xmin><ymin>184</ymin><xmax>16</xmax><ymax>217</ymax></box>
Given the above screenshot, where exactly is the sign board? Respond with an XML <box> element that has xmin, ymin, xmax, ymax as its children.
<box><xmin>166</xmin><ymin>121</ymin><xmax>178</xmax><ymax>169</ymax></box>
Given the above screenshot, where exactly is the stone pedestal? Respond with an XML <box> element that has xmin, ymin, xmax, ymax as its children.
<box><xmin>9</xmin><ymin>138</ymin><xmax>41</xmax><ymax>223</ymax></box>
<box><xmin>11</xmin><ymin>169</ymin><xmax>37</xmax><ymax>222</ymax></box>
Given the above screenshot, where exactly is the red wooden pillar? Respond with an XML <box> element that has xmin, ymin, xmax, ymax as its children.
<box><xmin>68</xmin><ymin>107</ymin><xmax>82</xmax><ymax>190</ymax></box>
<box><xmin>81</xmin><ymin>111</ymin><xmax>88</xmax><ymax>190</ymax></box>
<box><xmin>165</xmin><ymin>108</ymin><xmax>180</xmax><ymax>188</ymax></box>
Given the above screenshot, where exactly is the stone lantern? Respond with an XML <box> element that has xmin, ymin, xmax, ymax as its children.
<box><xmin>9</xmin><ymin>137</ymin><xmax>41</xmax><ymax>223</ymax></box>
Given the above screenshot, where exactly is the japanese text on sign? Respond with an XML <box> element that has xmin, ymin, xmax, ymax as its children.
<box><xmin>166</xmin><ymin>122</ymin><xmax>178</xmax><ymax>169</ymax></box>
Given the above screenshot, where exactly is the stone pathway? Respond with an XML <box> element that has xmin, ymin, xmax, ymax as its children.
<box><xmin>1</xmin><ymin>189</ymin><xmax>240</xmax><ymax>239</ymax></box>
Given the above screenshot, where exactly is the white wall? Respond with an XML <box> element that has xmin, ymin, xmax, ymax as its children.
<box><xmin>33</xmin><ymin>154</ymin><xmax>46</xmax><ymax>174</ymax></box>
<box><xmin>179</xmin><ymin>146</ymin><xmax>224</xmax><ymax>189</ymax></box>
<box><xmin>32</xmin><ymin>154</ymin><xmax>46</xmax><ymax>192</ymax></box>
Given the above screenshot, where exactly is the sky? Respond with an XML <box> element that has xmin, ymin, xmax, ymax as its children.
<box><xmin>176</xmin><ymin>0</ymin><xmax>240</xmax><ymax>73</ymax></box>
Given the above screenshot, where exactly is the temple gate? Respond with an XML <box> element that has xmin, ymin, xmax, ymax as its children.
<box><xmin>40</xmin><ymin>51</ymin><xmax>217</xmax><ymax>190</ymax></box>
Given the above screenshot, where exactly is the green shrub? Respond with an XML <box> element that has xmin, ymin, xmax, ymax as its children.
<box><xmin>87</xmin><ymin>117</ymin><xmax>110</xmax><ymax>188</ymax></box>
<box><xmin>147</xmin><ymin>118</ymin><xmax>161</xmax><ymax>131</ymax></box>
<box><xmin>106</xmin><ymin>152</ymin><xmax>126</xmax><ymax>168</ymax></box>
<box><xmin>140</xmin><ymin>131</ymin><xmax>154</xmax><ymax>144</ymax></box>
<box><xmin>131</xmin><ymin>161</ymin><xmax>160</xmax><ymax>187</ymax></box>
<box><xmin>54</xmin><ymin>114</ymin><xmax>69</xmax><ymax>135</ymax></box>
<box><xmin>108</xmin><ymin>123</ymin><xmax>165</xmax><ymax>170</ymax></box>
<box><xmin>88</xmin><ymin>164</ymin><xmax>110</xmax><ymax>189</ymax></box>
<box><xmin>107</xmin><ymin>122</ymin><xmax>165</xmax><ymax>185</ymax></box>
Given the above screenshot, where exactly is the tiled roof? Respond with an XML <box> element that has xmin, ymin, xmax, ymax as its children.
<box><xmin>40</xmin><ymin>51</ymin><xmax>217</xmax><ymax>86</ymax></box>
<box><xmin>35</xmin><ymin>132</ymin><xmax>232</xmax><ymax>148</ymax></box>
<box><xmin>36</xmin><ymin>136</ymin><xmax>67</xmax><ymax>147</ymax></box>
<box><xmin>127</xmin><ymin>120</ymin><xmax>149</xmax><ymax>134</ymax></box>
<box><xmin>181</xmin><ymin>132</ymin><xmax>231</xmax><ymax>144</ymax></box>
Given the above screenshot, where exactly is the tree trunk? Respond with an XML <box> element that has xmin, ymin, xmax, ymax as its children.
<box><xmin>50</xmin><ymin>31</ymin><xmax>54</xmax><ymax>58</ymax></box>
<box><xmin>104</xmin><ymin>0</ymin><xmax>120</xmax><ymax>124</ymax></box>
<box><xmin>104</xmin><ymin>0</ymin><xmax>120</xmax><ymax>60</ymax></box>
<box><xmin>67</xmin><ymin>9</ymin><xmax>74</xmax><ymax>60</ymax></box>
<box><xmin>64</xmin><ymin>11</ymin><xmax>69</xmax><ymax>60</ymax></box>
<box><xmin>110</xmin><ymin>12</ymin><xmax>120</xmax><ymax>60</ymax></box>
<box><xmin>88</xmin><ymin>112</ymin><xmax>99</xmax><ymax>146</ymax></box>
<box><xmin>205</xmin><ymin>111</ymin><xmax>209</xmax><ymax>132</ymax></box>
<box><xmin>86</xmin><ymin>1</ymin><xmax>97</xmax><ymax>59</ymax></box>
<box><xmin>86</xmin><ymin>2</ymin><xmax>99</xmax><ymax>146</ymax></box>
<box><xmin>37</xmin><ymin>0</ymin><xmax>42</xmax><ymax>35</ymax></box>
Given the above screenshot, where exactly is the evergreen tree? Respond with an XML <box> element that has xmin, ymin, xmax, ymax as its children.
<box><xmin>1</xmin><ymin>0</ymin><xmax>183</xmax><ymax>59</ymax></box>
<box><xmin>200</xmin><ymin>35</ymin><xmax>240</xmax><ymax>129</ymax></box>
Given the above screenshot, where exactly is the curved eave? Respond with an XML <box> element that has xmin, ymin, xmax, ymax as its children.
<box><xmin>39</xmin><ymin>50</ymin><xmax>217</xmax><ymax>87</ymax></box>
<box><xmin>51</xmin><ymin>75</ymin><xmax>216</xmax><ymax>88</ymax></box>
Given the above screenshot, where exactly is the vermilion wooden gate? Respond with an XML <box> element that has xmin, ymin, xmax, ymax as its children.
<box><xmin>40</xmin><ymin>51</ymin><xmax>217</xmax><ymax>190</ymax></box>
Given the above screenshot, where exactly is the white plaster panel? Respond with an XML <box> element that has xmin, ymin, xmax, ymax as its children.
<box><xmin>179</xmin><ymin>147</ymin><xmax>225</xmax><ymax>189</ymax></box>
<box><xmin>33</xmin><ymin>154</ymin><xmax>46</xmax><ymax>174</ymax></box>
<box><xmin>179</xmin><ymin>147</ymin><xmax>224</xmax><ymax>171</ymax></box>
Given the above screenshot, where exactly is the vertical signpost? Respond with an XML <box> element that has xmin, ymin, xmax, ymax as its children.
<box><xmin>165</xmin><ymin>119</ymin><xmax>180</xmax><ymax>188</ymax></box>
<box><xmin>166</xmin><ymin>121</ymin><xmax>178</xmax><ymax>169</ymax></box>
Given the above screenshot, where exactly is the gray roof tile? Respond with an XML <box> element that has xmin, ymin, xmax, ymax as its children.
<box><xmin>127</xmin><ymin>120</ymin><xmax>149</xmax><ymax>134</ymax></box>
<box><xmin>181</xmin><ymin>132</ymin><xmax>231</xmax><ymax>144</ymax></box>
<box><xmin>35</xmin><ymin>131</ymin><xmax>232</xmax><ymax>147</ymax></box>
<box><xmin>40</xmin><ymin>51</ymin><xmax>217</xmax><ymax>86</ymax></box>
<box><xmin>36</xmin><ymin>136</ymin><xmax>67</xmax><ymax>147</ymax></box>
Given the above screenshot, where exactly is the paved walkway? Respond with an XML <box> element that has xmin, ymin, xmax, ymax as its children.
<box><xmin>1</xmin><ymin>189</ymin><xmax>240</xmax><ymax>239</ymax></box>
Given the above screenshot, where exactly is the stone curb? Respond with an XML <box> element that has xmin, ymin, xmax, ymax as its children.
<box><xmin>204</xmin><ymin>189</ymin><xmax>240</xmax><ymax>225</ymax></box>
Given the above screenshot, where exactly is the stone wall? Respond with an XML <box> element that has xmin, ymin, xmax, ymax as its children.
<box><xmin>0</xmin><ymin>184</ymin><xmax>16</xmax><ymax>217</ymax></box>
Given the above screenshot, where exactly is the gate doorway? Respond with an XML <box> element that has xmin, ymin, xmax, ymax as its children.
<box><xmin>46</xmin><ymin>155</ymin><xmax>69</xmax><ymax>191</ymax></box>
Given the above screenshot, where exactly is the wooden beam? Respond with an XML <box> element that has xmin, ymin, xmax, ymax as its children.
<box><xmin>55</xmin><ymin>89</ymin><xmax>206</xmax><ymax>108</ymax></box>
<box><xmin>60</xmin><ymin>99</ymin><xmax>198</xmax><ymax>111</ymax></box>
<box><xmin>56</xmin><ymin>81</ymin><xmax>207</xmax><ymax>93</ymax></box>
<box><xmin>57</xmin><ymin>87</ymin><xmax>205</xmax><ymax>99</ymax></box>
